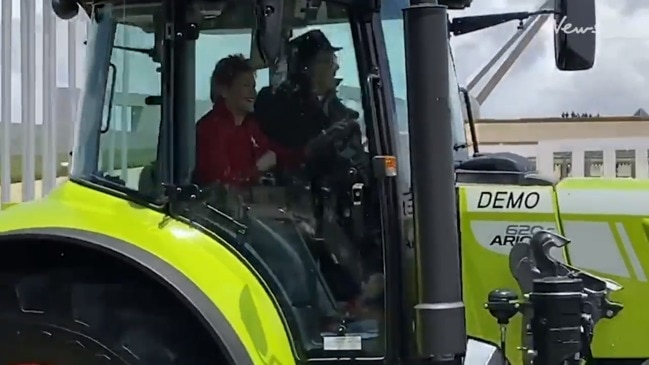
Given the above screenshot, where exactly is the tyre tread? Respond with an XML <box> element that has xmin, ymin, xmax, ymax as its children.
<box><xmin>0</xmin><ymin>268</ymin><xmax>221</xmax><ymax>364</ymax></box>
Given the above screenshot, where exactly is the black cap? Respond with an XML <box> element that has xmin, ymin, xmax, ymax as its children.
<box><xmin>289</xmin><ymin>29</ymin><xmax>342</xmax><ymax>66</ymax></box>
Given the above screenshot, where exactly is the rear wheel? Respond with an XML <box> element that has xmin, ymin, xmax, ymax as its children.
<box><xmin>0</xmin><ymin>267</ymin><xmax>225</xmax><ymax>364</ymax></box>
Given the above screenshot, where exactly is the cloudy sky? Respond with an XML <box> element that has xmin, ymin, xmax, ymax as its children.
<box><xmin>449</xmin><ymin>0</ymin><xmax>649</xmax><ymax>118</ymax></box>
<box><xmin>2</xmin><ymin>0</ymin><xmax>649</xmax><ymax>121</ymax></box>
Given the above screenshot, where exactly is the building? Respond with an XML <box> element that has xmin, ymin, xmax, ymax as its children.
<box><xmin>472</xmin><ymin>116</ymin><xmax>649</xmax><ymax>178</ymax></box>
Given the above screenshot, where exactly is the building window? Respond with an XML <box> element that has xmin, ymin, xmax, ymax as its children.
<box><xmin>615</xmin><ymin>149</ymin><xmax>635</xmax><ymax>178</ymax></box>
<box><xmin>553</xmin><ymin>152</ymin><xmax>572</xmax><ymax>178</ymax></box>
<box><xmin>585</xmin><ymin>150</ymin><xmax>602</xmax><ymax>177</ymax></box>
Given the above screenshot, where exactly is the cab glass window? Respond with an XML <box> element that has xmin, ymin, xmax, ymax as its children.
<box><xmin>379</xmin><ymin>0</ymin><xmax>468</xmax><ymax>257</ymax></box>
<box><xmin>380</xmin><ymin>3</ymin><xmax>469</xmax><ymax>182</ymax></box>
<box><xmin>98</xmin><ymin>21</ymin><xmax>161</xmax><ymax>194</ymax></box>
<box><xmin>72</xmin><ymin>0</ymin><xmax>385</xmax><ymax>359</ymax></box>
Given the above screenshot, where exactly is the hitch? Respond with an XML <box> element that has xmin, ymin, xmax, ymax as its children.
<box><xmin>509</xmin><ymin>230</ymin><xmax>624</xmax><ymax>323</ymax></box>
<box><xmin>484</xmin><ymin>230</ymin><xmax>623</xmax><ymax>365</ymax></box>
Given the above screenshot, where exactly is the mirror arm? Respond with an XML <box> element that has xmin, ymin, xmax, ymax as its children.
<box><xmin>449</xmin><ymin>10</ymin><xmax>556</xmax><ymax>36</ymax></box>
<box><xmin>459</xmin><ymin>87</ymin><xmax>479</xmax><ymax>155</ymax></box>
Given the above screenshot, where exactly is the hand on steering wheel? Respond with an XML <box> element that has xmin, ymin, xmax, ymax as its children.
<box><xmin>306</xmin><ymin>119</ymin><xmax>361</xmax><ymax>159</ymax></box>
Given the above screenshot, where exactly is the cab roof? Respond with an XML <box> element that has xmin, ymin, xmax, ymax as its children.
<box><xmin>75</xmin><ymin>0</ymin><xmax>472</xmax><ymax>26</ymax></box>
<box><xmin>77</xmin><ymin>0</ymin><xmax>371</xmax><ymax>33</ymax></box>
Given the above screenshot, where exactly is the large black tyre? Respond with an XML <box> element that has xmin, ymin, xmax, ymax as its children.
<box><xmin>0</xmin><ymin>266</ymin><xmax>225</xmax><ymax>364</ymax></box>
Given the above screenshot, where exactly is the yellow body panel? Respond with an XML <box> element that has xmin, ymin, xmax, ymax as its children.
<box><xmin>458</xmin><ymin>184</ymin><xmax>557</xmax><ymax>364</ymax></box>
<box><xmin>555</xmin><ymin>178</ymin><xmax>649</xmax><ymax>359</ymax></box>
<box><xmin>0</xmin><ymin>180</ymin><xmax>295</xmax><ymax>365</ymax></box>
<box><xmin>459</xmin><ymin>178</ymin><xmax>649</xmax><ymax>362</ymax></box>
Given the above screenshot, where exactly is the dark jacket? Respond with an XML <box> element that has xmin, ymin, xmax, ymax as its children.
<box><xmin>254</xmin><ymin>75</ymin><xmax>359</xmax><ymax>150</ymax></box>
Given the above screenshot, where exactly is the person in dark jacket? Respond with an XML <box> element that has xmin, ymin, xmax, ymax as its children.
<box><xmin>254</xmin><ymin>29</ymin><xmax>360</xmax><ymax>173</ymax></box>
<box><xmin>255</xmin><ymin>30</ymin><xmax>377</xmax><ymax>307</ymax></box>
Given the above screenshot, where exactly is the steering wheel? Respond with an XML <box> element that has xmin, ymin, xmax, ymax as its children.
<box><xmin>306</xmin><ymin>119</ymin><xmax>362</xmax><ymax>161</ymax></box>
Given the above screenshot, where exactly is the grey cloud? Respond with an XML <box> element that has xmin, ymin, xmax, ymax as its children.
<box><xmin>451</xmin><ymin>23</ymin><xmax>523</xmax><ymax>82</ymax></box>
<box><xmin>616</xmin><ymin>0</ymin><xmax>649</xmax><ymax>15</ymax></box>
<box><xmin>508</xmin><ymin>33</ymin><xmax>548</xmax><ymax>76</ymax></box>
<box><xmin>546</xmin><ymin>40</ymin><xmax>649</xmax><ymax>116</ymax></box>
<box><xmin>448</xmin><ymin>0</ymin><xmax>649</xmax><ymax>118</ymax></box>
<box><xmin>478</xmin><ymin>36</ymin><xmax>649</xmax><ymax>118</ymax></box>
<box><xmin>449</xmin><ymin>0</ymin><xmax>550</xmax><ymax>84</ymax></box>
<box><xmin>450</xmin><ymin>9</ymin><xmax>550</xmax><ymax>88</ymax></box>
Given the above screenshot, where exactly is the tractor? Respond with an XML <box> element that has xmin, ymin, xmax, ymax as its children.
<box><xmin>0</xmin><ymin>0</ymin><xmax>626</xmax><ymax>364</ymax></box>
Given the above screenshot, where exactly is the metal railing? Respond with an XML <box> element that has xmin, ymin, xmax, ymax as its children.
<box><xmin>0</xmin><ymin>1</ymin><xmax>87</xmax><ymax>208</ymax></box>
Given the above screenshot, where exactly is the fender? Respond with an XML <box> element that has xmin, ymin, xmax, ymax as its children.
<box><xmin>0</xmin><ymin>181</ymin><xmax>295</xmax><ymax>365</ymax></box>
<box><xmin>0</xmin><ymin>227</ymin><xmax>253</xmax><ymax>365</ymax></box>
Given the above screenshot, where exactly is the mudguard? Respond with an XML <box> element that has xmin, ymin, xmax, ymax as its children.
<box><xmin>458</xmin><ymin>178</ymin><xmax>643</xmax><ymax>363</ymax></box>
<box><xmin>0</xmin><ymin>181</ymin><xmax>295</xmax><ymax>365</ymax></box>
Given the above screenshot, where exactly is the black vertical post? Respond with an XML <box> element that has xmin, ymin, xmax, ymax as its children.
<box><xmin>403</xmin><ymin>1</ymin><xmax>466</xmax><ymax>363</ymax></box>
<box><xmin>161</xmin><ymin>0</ymin><xmax>196</xmax><ymax>187</ymax></box>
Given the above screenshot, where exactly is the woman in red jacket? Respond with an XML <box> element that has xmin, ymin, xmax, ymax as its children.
<box><xmin>195</xmin><ymin>54</ymin><xmax>276</xmax><ymax>188</ymax></box>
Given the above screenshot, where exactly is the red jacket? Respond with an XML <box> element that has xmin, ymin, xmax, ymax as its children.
<box><xmin>195</xmin><ymin>101</ymin><xmax>274</xmax><ymax>187</ymax></box>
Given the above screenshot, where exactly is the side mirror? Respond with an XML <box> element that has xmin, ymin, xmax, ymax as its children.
<box><xmin>554</xmin><ymin>0</ymin><xmax>596</xmax><ymax>70</ymax></box>
<box><xmin>254</xmin><ymin>0</ymin><xmax>284</xmax><ymax>65</ymax></box>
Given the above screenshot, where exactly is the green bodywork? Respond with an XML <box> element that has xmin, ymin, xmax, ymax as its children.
<box><xmin>0</xmin><ymin>181</ymin><xmax>296</xmax><ymax>365</ymax></box>
<box><xmin>459</xmin><ymin>177</ymin><xmax>649</xmax><ymax>363</ymax></box>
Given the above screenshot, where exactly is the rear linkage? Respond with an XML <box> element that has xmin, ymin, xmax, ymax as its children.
<box><xmin>485</xmin><ymin>230</ymin><xmax>623</xmax><ymax>365</ymax></box>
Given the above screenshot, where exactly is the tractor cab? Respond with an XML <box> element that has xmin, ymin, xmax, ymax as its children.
<box><xmin>22</xmin><ymin>0</ymin><xmax>614</xmax><ymax>364</ymax></box>
<box><xmin>58</xmin><ymin>0</ymin><xmax>481</xmax><ymax>358</ymax></box>
<box><xmin>62</xmin><ymin>0</ymin><xmax>405</xmax><ymax>359</ymax></box>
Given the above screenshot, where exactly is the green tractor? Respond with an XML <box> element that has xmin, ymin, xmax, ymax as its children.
<box><xmin>0</xmin><ymin>0</ymin><xmax>627</xmax><ymax>364</ymax></box>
